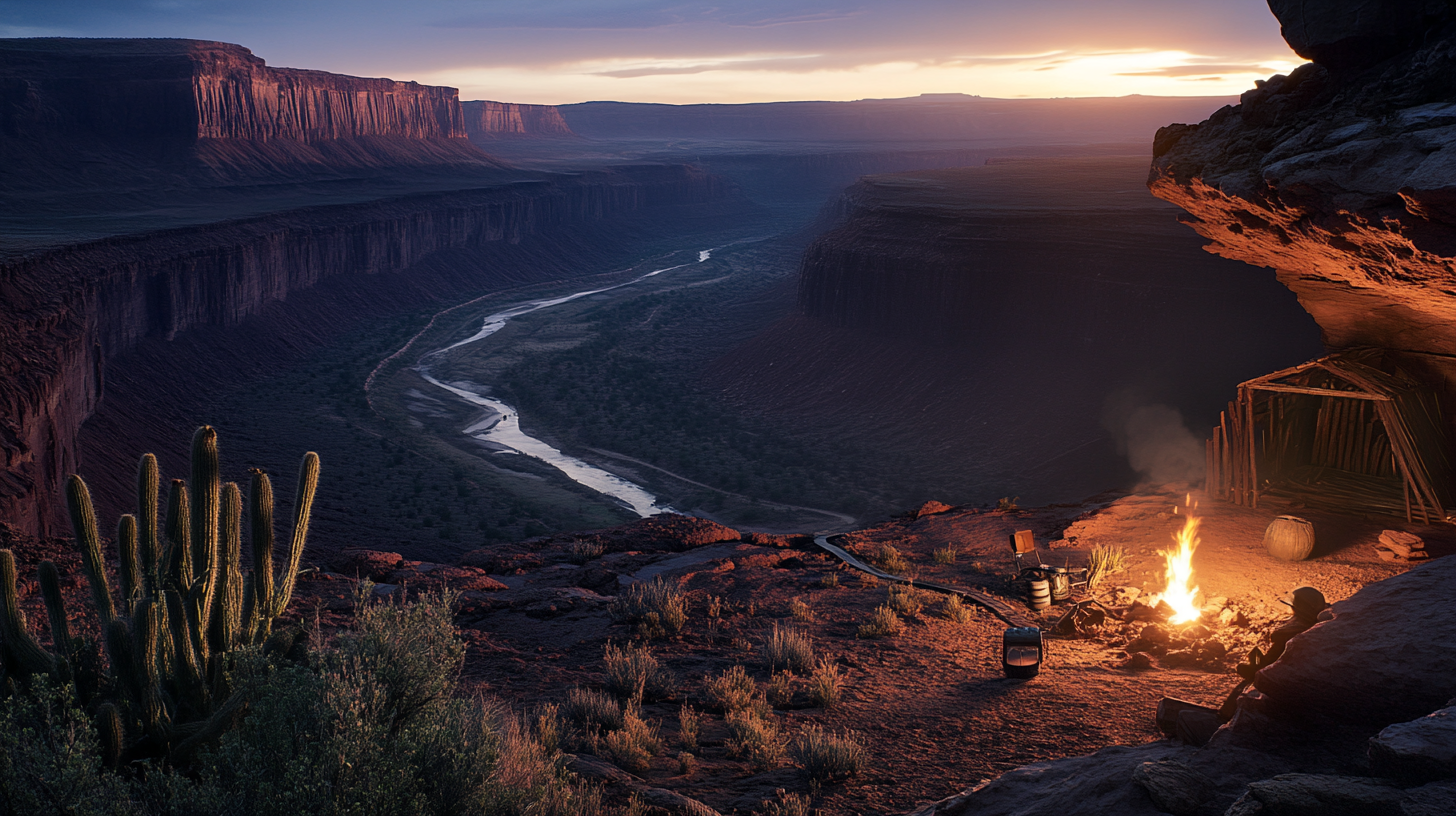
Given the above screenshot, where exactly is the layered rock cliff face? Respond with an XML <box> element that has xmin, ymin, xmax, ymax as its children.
<box><xmin>0</xmin><ymin>38</ymin><xmax>497</xmax><ymax>178</ymax></box>
<box><xmin>0</xmin><ymin>165</ymin><xmax>728</xmax><ymax>537</ymax></box>
<box><xmin>1149</xmin><ymin>1</ymin><xmax>1456</xmax><ymax>407</ymax></box>
<box><xmin>462</xmin><ymin>100</ymin><xmax>575</xmax><ymax>139</ymax></box>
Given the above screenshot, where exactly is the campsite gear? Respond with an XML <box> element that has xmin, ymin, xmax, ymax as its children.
<box><xmin>1027</xmin><ymin>578</ymin><xmax>1051</xmax><ymax>610</ymax></box>
<box><xmin>1003</xmin><ymin>627</ymin><xmax>1043</xmax><ymax>679</ymax></box>
<box><xmin>1264</xmin><ymin>516</ymin><xmax>1316</xmax><ymax>561</ymax></box>
<box><xmin>1046</xmin><ymin>566</ymin><xmax>1072</xmax><ymax>602</ymax></box>
<box><xmin>1052</xmin><ymin>599</ymin><xmax>1109</xmax><ymax>635</ymax></box>
<box><xmin>1010</xmin><ymin>530</ymin><xmax>1043</xmax><ymax>573</ymax></box>
<box><xmin>1279</xmin><ymin>586</ymin><xmax>1328</xmax><ymax>623</ymax></box>
<box><xmin>1157</xmin><ymin>697</ymin><xmax>1220</xmax><ymax>737</ymax></box>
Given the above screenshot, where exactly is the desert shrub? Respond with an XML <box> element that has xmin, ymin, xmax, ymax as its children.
<box><xmin>534</xmin><ymin>704</ymin><xmax>564</xmax><ymax>753</ymax></box>
<box><xmin>612</xmin><ymin>577</ymin><xmax>687</xmax><ymax>638</ymax></box>
<box><xmin>677</xmin><ymin>751</ymin><xmax>696</xmax><ymax>776</ymax></box>
<box><xmin>564</xmin><ymin>687</ymin><xmax>625</xmax><ymax>733</ymax></box>
<box><xmin>932</xmin><ymin>546</ymin><xmax>957</xmax><ymax>565</ymax></box>
<box><xmin>707</xmin><ymin>595</ymin><xmax>724</xmax><ymax>621</ymax></box>
<box><xmin>759</xmin><ymin>789</ymin><xmax>814</xmax><ymax>816</ymax></box>
<box><xmin>996</xmin><ymin>496</ymin><xmax>1020</xmax><ymax>511</ymax></box>
<box><xmin>788</xmin><ymin>596</ymin><xmax>814</xmax><ymax>621</ymax></box>
<box><xmin>763</xmin><ymin>623</ymin><xmax>815</xmax><ymax>674</ymax></box>
<box><xmin>603</xmin><ymin>710</ymin><xmax>660</xmax><ymax>774</ymax></box>
<box><xmin>856</xmin><ymin>572</ymin><xmax>880</xmax><ymax>588</ymax></box>
<box><xmin>678</xmin><ymin>705</ymin><xmax>701</xmax><ymax>751</ymax></box>
<box><xmin>725</xmin><ymin>708</ymin><xmax>786</xmax><ymax>771</ymax></box>
<box><xmin>857</xmin><ymin>604</ymin><xmax>903</xmax><ymax>638</ymax></box>
<box><xmin>1086</xmin><ymin>546</ymin><xmax>1128</xmax><ymax>590</ymax></box>
<box><xmin>940</xmin><ymin>594</ymin><xmax>973</xmax><ymax>623</ymax></box>
<box><xmin>567</xmin><ymin>541</ymin><xmax>605</xmax><ymax>565</ymax></box>
<box><xmin>817</xmin><ymin>572</ymin><xmax>839</xmax><ymax>589</ymax></box>
<box><xmin>0</xmin><ymin>679</ymin><xmax>133</xmax><ymax>816</ymax></box>
<box><xmin>875</xmin><ymin>544</ymin><xmax>909</xmax><ymax>575</ymax></box>
<box><xmin>792</xmin><ymin>725</ymin><xmax>866</xmax><ymax>782</ymax></box>
<box><xmin>807</xmin><ymin>659</ymin><xmax>842</xmax><ymax>709</ymax></box>
<box><xmin>603</xmin><ymin>643</ymin><xmax>675</xmax><ymax>702</ymax></box>
<box><xmin>704</xmin><ymin>665</ymin><xmax>761</xmax><ymax>714</ymax></box>
<box><xmin>886</xmin><ymin>584</ymin><xmax>923</xmax><ymax>617</ymax></box>
<box><xmin>767</xmin><ymin>672</ymin><xmax>795</xmax><ymax>708</ymax></box>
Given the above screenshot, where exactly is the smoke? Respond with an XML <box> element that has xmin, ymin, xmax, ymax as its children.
<box><xmin>1103</xmin><ymin>393</ymin><xmax>1204</xmax><ymax>486</ymax></box>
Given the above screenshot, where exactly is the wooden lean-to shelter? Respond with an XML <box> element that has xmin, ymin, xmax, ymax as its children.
<box><xmin>1206</xmin><ymin>349</ymin><xmax>1454</xmax><ymax>523</ymax></box>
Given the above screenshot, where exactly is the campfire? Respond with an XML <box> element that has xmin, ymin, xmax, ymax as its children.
<box><xmin>1160</xmin><ymin>499</ymin><xmax>1202</xmax><ymax>625</ymax></box>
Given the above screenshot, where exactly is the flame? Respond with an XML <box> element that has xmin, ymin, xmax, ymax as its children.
<box><xmin>1160</xmin><ymin>499</ymin><xmax>1202</xmax><ymax>625</ymax></box>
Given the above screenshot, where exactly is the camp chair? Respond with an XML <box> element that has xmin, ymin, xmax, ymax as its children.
<box><xmin>1009</xmin><ymin>530</ymin><xmax>1045</xmax><ymax>573</ymax></box>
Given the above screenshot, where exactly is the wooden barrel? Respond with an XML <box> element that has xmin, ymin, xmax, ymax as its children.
<box><xmin>1028</xmin><ymin>579</ymin><xmax>1051</xmax><ymax>609</ymax></box>
<box><xmin>1264</xmin><ymin>515</ymin><xmax>1315</xmax><ymax>561</ymax></box>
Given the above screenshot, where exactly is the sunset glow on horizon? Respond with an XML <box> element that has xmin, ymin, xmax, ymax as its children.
<box><xmin>2</xmin><ymin>0</ymin><xmax>1301</xmax><ymax>105</ymax></box>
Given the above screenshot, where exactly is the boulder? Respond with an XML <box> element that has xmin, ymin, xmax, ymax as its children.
<box><xmin>1223</xmin><ymin>774</ymin><xmax>1403</xmax><ymax>816</ymax></box>
<box><xmin>1267</xmin><ymin>0</ymin><xmax>1450</xmax><ymax>69</ymax></box>
<box><xmin>1131</xmin><ymin>760</ymin><xmax>1213</xmax><ymax>815</ymax></box>
<box><xmin>329</xmin><ymin>548</ymin><xmax>404</xmax><ymax>582</ymax></box>
<box><xmin>1368</xmin><ymin>705</ymin><xmax>1456</xmax><ymax>782</ymax></box>
<box><xmin>1255</xmin><ymin>556</ymin><xmax>1456</xmax><ymax>727</ymax></box>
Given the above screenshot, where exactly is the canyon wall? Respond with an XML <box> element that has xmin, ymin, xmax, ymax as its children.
<box><xmin>1149</xmin><ymin>1</ymin><xmax>1456</xmax><ymax>405</ymax></box>
<box><xmin>0</xmin><ymin>164</ymin><xmax>729</xmax><ymax>537</ymax></box>
<box><xmin>0</xmin><ymin>38</ymin><xmax>496</xmax><ymax>177</ymax></box>
<box><xmin>462</xmin><ymin>100</ymin><xmax>576</xmax><ymax>139</ymax></box>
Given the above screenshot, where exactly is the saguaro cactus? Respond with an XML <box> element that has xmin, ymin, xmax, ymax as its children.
<box><xmin>0</xmin><ymin>425</ymin><xmax>321</xmax><ymax>767</ymax></box>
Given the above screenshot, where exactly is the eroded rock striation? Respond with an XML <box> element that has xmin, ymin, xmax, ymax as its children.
<box><xmin>1149</xmin><ymin>4</ymin><xmax>1456</xmax><ymax>407</ymax></box>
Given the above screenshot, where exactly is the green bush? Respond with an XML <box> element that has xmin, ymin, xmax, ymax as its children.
<box><xmin>0</xmin><ymin>679</ymin><xmax>131</xmax><ymax>816</ymax></box>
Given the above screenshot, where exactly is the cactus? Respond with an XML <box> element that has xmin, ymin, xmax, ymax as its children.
<box><xmin>117</xmin><ymin>514</ymin><xmax>139</xmax><ymax>614</ymax></box>
<box><xmin>67</xmin><ymin>475</ymin><xmax>115</xmax><ymax>626</ymax></box>
<box><xmin>0</xmin><ymin>425</ymin><xmax>324</xmax><ymax>767</ymax></box>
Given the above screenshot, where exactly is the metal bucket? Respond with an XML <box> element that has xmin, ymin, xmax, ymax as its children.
<box><xmin>1028</xmin><ymin>579</ymin><xmax>1051</xmax><ymax>610</ymax></box>
<box><xmin>1046</xmin><ymin>567</ymin><xmax>1071</xmax><ymax>603</ymax></box>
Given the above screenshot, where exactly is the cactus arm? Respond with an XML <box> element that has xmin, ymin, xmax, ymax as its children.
<box><xmin>209</xmin><ymin>483</ymin><xmax>244</xmax><ymax>653</ymax></box>
<box><xmin>66</xmin><ymin>475</ymin><xmax>115</xmax><ymax>625</ymax></box>
<box><xmin>37</xmin><ymin>560</ymin><xmax>72</xmax><ymax>659</ymax></box>
<box><xmin>191</xmin><ymin>426</ymin><xmax>220</xmax><ymax>629</ymax></box>
<box><xmin>96</xmin><ymin>702</ymin><xmax>124</xmax><ymax>769</ymax></box>
<box><xmin>269</xmin><ymin>451</ymin><xmax>319</xmax><ymax>618</ymax></box>
<box><xmin>0</xmin><ymin>550</ymin><xmax>56</xmax><ymax>676</ymax></box>
<box><xmin>248</xmin><ymin>469</ymin><xmax>275</xmax><ymax>638</ymax></box>
<box><xmin>131</xmin><ymin>599</ymin><xmax>168</xmax><ymax>732</ymax></box>
<box><xmin>138</xmin><ymin>454</ymin><xmax>160</xmax><ymax>594</ymax></box>
<box><xmin>164</xmin><ymin>479</ymin><xmax>193</xmax><ymax>591</ymax></box>
<box><xmin>117</xmin><ymin>514</ymin><xmax>139</xmax><ymax>614</ymax></box>
<box><xmin>163</xmin><ymin>589</ymin><xmax>203</xmax><ymax>702</ymax></box>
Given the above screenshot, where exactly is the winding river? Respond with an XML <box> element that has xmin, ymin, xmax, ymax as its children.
<box><xmin>413</xmin><ymin>250</ymin><xmax>717</xmax><ymax>516</ymax></box>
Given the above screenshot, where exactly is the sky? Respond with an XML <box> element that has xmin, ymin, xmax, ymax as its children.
<box><xmin>1</xmin><ymin>1</ymin><xmax>1301</xmax><ymax>105</ymax></box>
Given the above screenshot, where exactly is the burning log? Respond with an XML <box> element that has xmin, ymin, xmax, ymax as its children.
<box><xmin>1375</xmin><ymin>530</ymin><xmax>1428</xmax><ymax>561</ymax></box>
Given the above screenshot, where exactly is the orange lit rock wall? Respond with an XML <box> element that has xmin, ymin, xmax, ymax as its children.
<box><xmin>1149</xmin><ymin>6</ymin><xmax>1456</xmax><ymax>399</ymax></box>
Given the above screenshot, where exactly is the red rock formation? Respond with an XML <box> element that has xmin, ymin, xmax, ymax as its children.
<box><xmin>1148</xmin><ymin>5</ymin><xmax>1456</xmax><ymax>413</ymax></box>
<box><xmin>0</xmin><ymin>38</ymin><xmax>498</xmax><ymax>176</ymax></box>
<box><xmin>0</xmin><ymin>165</ymin><xmax>730</xmax><ymax>538</ymax></box>
<box><xmin>461</xmin><ymin>100</ymin><xmax>575</xmax><ymax>139</ymax></box>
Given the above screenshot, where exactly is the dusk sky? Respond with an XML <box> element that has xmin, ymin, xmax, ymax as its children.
<box><xmin>2</xmin><ymin>1</ymin><xmax>1300</xmax><ymax>104</ymax></box>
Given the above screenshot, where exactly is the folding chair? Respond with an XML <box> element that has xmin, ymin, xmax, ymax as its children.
<box><xmin>1009</xmin><ymin>530</ymin><xmax>1045</xmax><ymax>574</ymax></box>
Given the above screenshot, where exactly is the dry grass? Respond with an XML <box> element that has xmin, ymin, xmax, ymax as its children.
<box><xmin>767</xmin><ymin>671</ymin><xmax>795</xmax><ymax>708</ymax></box>
<box><xmin>603</xmin><ymin>709</ymin><xmax>661</xmax><ymax>774</ymax></box>
<box><xmin>604</xmin><ymin>642</ymin><xmax>676</xmax><ymax>702</ymax></box>
<box><xmin>533</xmin><ymin>703</ymin><xmax>564</xmax><ymax>753</ymax></box>
<box><xmin>807</xmin><ymin>658</ymin><xmax>842</xmax><ymax>709</ymax></box>
<box><xmin>704</xmin><ymin>664</ymin><xmax>761</xmax><ymax>714</ymax></box>
<box><xmin>612</xmin><ymin>576</ymin><xmax>687</xmax><ymax>638</ymax></box>
<box><xmin>567</xmin><ymin>540</ymin><xmax>605</xmax><ymax>564</ymax></box>
<box><xmin>726</xmin><ymin>707</ymin><xmax>787</xmax><ymax>771</ymax></box>
<box><xmin>678</xmin><ymin>704</ymin><xmax>701</xmax><ymax>751</ymax></box>
<box><xmin>875</xmin><ymin>544</ymin><xmax>910</xmax><ymax>575</ymax></box>
<box><xmin>932</xmin><ymin>546</ymin><xmax>957</xmax><ymax>565</ymax></box>
<box><xmin>939</xmin><ymin>593</ymin><xmax>973</xmax><ymax>623</ymax></box>
<box><xmin>886</xmin><ymin>584</ymin><xmax>924</xmax><ymax>617</ymax></box>
<box><xmin>565</xmin><ymin>687</ymin><xmax>624</xmax><ymax>733</ymax></box>
<box><xmin>817</xmin><ymin>572</ymin><xmax>840</xmax><ymax>589</ymax></box>
<box><xmin>763</xmin><ymin>623</ymin><xmax>816</xmax><ymax>674</ymax></box>
<box><xmin>1086</xmin><ymin>545</ymin><xmax>1128</xmax><ymax>590</ymax></box>
<box><xmin>788</xmin><ymin>596</ymin><xmax>814</xmax><ymax>621</ymax></box>
<box><xmin>857</xmin><ymin>604</ymin><xmax>903</xmax><ymax>638</ymax></box>
<box><xmin>793</xmin><ymin>725</ymin><xmax>867</xmax><ymax>782</ymax></box>
<box><xmin>759</xmin><ymin>789</ymin><xmax>814</xmax><ymax>816</ymax></box>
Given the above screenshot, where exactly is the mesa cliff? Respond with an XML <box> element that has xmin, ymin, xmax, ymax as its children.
<box><xmin>1149</xmin><ymin>0</ymin><xmax>1456</xmax><ymax>416</ymax></box>
<box><xmin>0</xmin><ymin>164</ymin><xmax>730</xmax><ymax>538</ymax></box>
<box><xmin>462</xmin><ymin>100</ymin><xmax>575</xmax><ymax>139</ymax></box>
<box><xmin>0</xmin><ymin>38</ymin><xmax>499</xmax><ymax>179</ymax></box>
